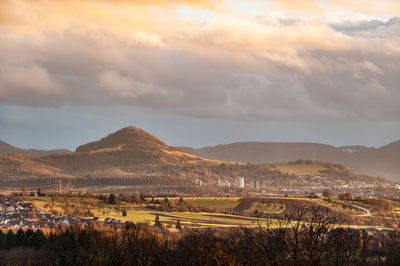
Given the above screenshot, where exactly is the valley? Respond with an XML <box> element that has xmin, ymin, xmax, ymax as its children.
<box><xmin>8</xmin><ymin>194</ymin><xmax>400</xmax><ymax>229</ymax></box>
<box><xmin>0</xmin><ymin>126</ymin><xmax>398</xmax><ymax>198</ymax></box>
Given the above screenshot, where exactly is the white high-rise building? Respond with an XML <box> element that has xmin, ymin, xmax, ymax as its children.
<box><xmin>236</xmin><ymin>177</ymin><xmax>245</xmax><ymax>188</ymax></box>
<box><xmin>222</xmin><ymin>181</ymin><xmax>231</xmax><ymax>188</ymax></box>
<box><xmin>250</xmin><ymin>180</ymin><xmax>260</xmax><ymax>189</ymax></box>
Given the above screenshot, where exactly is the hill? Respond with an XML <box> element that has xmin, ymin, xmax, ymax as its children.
<box><xmin>0</xmin><ymin>140</ymin><xmax>70</xmax><ymax>157</ymax></box>
<box><xmin>192</xmin><ymin>141</ymin><xmax>400</xmax><ymax>181</ymax></box>
<box><xmin>0</xmin><ymin>126</ymin><xmax>391</xmax><ymax>195</ymax></box>
<box><xmin>38</xmin><ymin>126</ymin><xmax>212</xmax><ymax>176</ymax></box>
<box><xmin>75</xmin><ymin>126</ymin><xmax>170</xmax><ymax>153</ymax></box>
<box><xmin>0</xmin><ymin>154</ymin><xmax>71</xmax><ymax>178</ymax></box>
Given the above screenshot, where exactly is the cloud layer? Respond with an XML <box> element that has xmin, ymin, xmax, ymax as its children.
<box><xmin>0</xmin><ymin>0</ymin><xmax>399</xmax><ymax>123</ymax></box>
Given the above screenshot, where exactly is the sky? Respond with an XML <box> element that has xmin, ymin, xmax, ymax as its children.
<box><xmin>1</xmin><ymin>0</ymin><xmax>400</xmax><ymax>150</ymax></box>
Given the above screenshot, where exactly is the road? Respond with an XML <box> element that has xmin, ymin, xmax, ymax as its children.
<box><xmin>337</xmin><ymin>201</ymin><xmax>371</xmax><ymax>216</ymax></box>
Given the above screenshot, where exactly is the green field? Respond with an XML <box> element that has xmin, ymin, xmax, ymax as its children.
<box><xmin>22</xmin><ymin>196</ymin><xmax>398</xmax><ymax>229</ymax></box>
<box><xmin>385</xmin><ymin>199</ymin><xmax>400</xmax><ymax>212</ymax></box>
<box><xmin>180</xmin><ymin>197</ymin><xmax>240</xmax><ymax>209</ymax></box>
<box><xmin>23</xmin><ymin>196</ymin><xmax>268</xmax><ymax>228</ymax></box>
<box><xmin>276</xmin><ymin>164</ymin><xmax>326</xmax><ymax>176</ymax></box>
<box><xmin>248</xmin><ymin>202</ymin><xmax>285</xmax><ymax>214</ymax></box>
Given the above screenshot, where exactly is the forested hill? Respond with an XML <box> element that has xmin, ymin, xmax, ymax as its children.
<box><xmin>183</xmin><ymin>141</ymin><xmax>400</xmax><ymax>181</ymax></box>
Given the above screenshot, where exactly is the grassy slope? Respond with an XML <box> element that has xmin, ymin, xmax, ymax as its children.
<box><xmin>178</xmin><ymin>197</ymin><xmax>240</xmax><ymax>209</ymax></box>
<box><xmin>276</xmin><ymin>164</ymin><xmax>327</xmax><ymax>176</ymax></box>
<box><xmin>23</xmin><ymin>196</ymin><xmax>396</xmax><ymax>228</ymax></box>
<box><xmin>248</xmin><ymin>202</ymin><xmax>285</xmax><ymax>214</ymax></box>
<box><xmin>24</xmin><ymin>196</ymin><xmax>267</xmax><ymax>227</ymax></box>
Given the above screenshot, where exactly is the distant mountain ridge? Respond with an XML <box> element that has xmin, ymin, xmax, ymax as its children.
<box><xmin>0</xmin><ymin>126</ymin><xmax>212</xmax><ymax>179</ymax></box>
<box><xmin>338</xmin><ymin>145</ymin><xmax>373</xmax><ymax>153</ymax></box>
<box><xmin>0</xmin><ymin>126</ymin><xmax>390</xmax><ymax>195</ymax></box>
<box><xmin>0</xmin><ymin>140</ymin><xmax>70</xmax><ymax>157</ymax></box>
<box><xmin>188</xmin><ymin>140</ymin><xmax>400</xmax><ymax>180</ymax></box>
<box><xmin>0</xmin><ymin>126</ymin><xmax>396</xmax><ymax>182</ymax></box>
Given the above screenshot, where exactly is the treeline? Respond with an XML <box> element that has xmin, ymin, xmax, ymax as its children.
<box><xmin>2</xmin><ymin>176</ymin><xmax>189</xmax><ymax>189</ymax></box>
<box><xmin>0</xmin><ymin>228</ymin><xmax>45</xmax><ymax>250</ymax></box>
<box><xmin>355</xmin><ymin>197</ymin><xmax>395</xmax><ymax>212</ymax></box>
<box><xmin>288</xmin><ymin>159</ymin><xmax>380</xmax><ymax>181</ymax></box>
<box><xmin>1</xmin><ymin>207</ymin><xmax>400</xmax><ymax>265</ymax></box>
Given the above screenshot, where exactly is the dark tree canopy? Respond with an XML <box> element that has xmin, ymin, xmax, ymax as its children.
<box><xmin>154</xmin><ymin>214</ymin><xmax>162</xmax><ymax>228</ymax></box>
<box><xmin>108</xmin><ymin>193</ymin><xmax>117</xmax><ymax>204</ymax></box>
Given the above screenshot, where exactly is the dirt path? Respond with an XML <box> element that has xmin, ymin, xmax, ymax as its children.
<box><xmin>333</xmin><ymin>201</ymin><xmax>371</xmax><ymax>216</ymax></box>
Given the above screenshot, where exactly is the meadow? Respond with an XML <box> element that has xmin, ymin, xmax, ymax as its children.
<box><xmin>276</xmin><ymin>164</ymin><xmax>327</xmax><ymax>176</ymax></box>
<box><xmin>23</xmin><ymin>196</ymin><xmax>269</xmax><ymax>227</ymax></box>
<box><xmin>22</xmin><ymin>195</ymin><xmax>398</xmax><ymax>229</ymax></box>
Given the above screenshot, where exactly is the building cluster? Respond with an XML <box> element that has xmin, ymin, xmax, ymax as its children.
<box><xmin>213</xmin><ymin>179</ymin><xmax>232</xmax><ymax>188</ymax></box>
<box><xmin>194</xmin><ymin>177</ymin><xmax>260</xmax><ymax>190</ymax></box>
<box><xmin>193</xmin><ymin>175</ymin><xmax>399</xmax><ymax>198</ymax></box>
<box><xmin>0</xmin><ymin>196</ymin><xmax>128</xmax><ymax>230</ymax></box>
<box><xmin>266</xmin><ymin>175</ymin><xmax>400</xmax><ymax>197</ymax></box>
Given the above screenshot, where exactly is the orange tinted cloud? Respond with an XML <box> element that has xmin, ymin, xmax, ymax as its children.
<box><xmin>331</xmin><ymin>0</ymin><xmax>400</xmax><ymax>15</ymax></box>
<box><xmin>106</xmin><ymin>0</ymin><xmax>222</xmax><ymax>8</ymax></box>
<box><xmin>1</xmin><ymin>0</ymin><xmax>399</xmax><ymax>123</ymax></box>
<box><xmin>269</xmin><ymin>0</ymin><xmax>322</xmax><ymax>12</ymax></box>
<box><xmin>0</xmin><ymin>0</ymin><xmax>393</xmax><ymax>68</ymax></box>
<box><xmin>262</xmin><ymin>0</ymin><xmax>400</xmax><ymax>15</ymax></box>
<box><xmin>0</xmin><ymin>0</ymin><xmax>166</xmax><ymax>48</ymax></box>
<box><xmin>0</xmin><ymin>0</ymin><xmax>221</xmax><ymax>29</ymax></box>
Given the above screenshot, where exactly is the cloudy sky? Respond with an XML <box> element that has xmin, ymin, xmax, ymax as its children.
<box><xmin>1</xmin><ymin>0</ymin><xmax>400</xmax><ymax>150</ymax></box>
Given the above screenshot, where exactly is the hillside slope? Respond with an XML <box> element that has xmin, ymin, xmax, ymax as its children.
<box><xmin>0</xmin><ymin>140</ymin><xmax>70</xmax><ymax>157</ymax></box>
<box><xmin>38</xmin><ymin>126</ymin><xmax>212</xmax><ymax>176</ymax></box>
<box><xmin>0</xmin><ymin>126</ymin><xmax>387</xmax><ymax>184</ymax></box>
<box><xmin>0</xmin><ymin>154</ymin><xmax>71</xmax><ymax>178</ymax></box>
<box><xmin>0</xmin><ymin>127</ymin><xmax>389</xmax><ymax>195</ymax></box>
<box><xmin>193</xmin><ymin>141</ymin><xmax>400</xmax><ymax>180</ymax></box>
<box><xmin>75</xmin><ymin>126</ymin><xmax>169</xmax><ymax>153</ymax></box>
